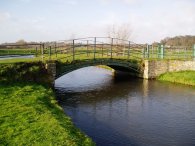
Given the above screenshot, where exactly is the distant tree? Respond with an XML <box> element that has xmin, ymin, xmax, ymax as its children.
<box><xmin>15</xmin><ymin>39</ymin><xmax>27</xmax><ymax>49</ymax></box>
<box><xmin>16</xmin><ymin>39</ymin><xmax>27</xmax><ymax>45</ymax></box>
<box><xmin>160</xmin><ymin>35</ymin><xmax>195</xmax><ymax>47</ymax></box>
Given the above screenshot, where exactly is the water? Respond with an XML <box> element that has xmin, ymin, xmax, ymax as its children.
<box><xmin>55</xmin><ymin>67</ymin><xmax>195</xmax><ymax>146</ymax></box>
<box><xmin>0</xmin><ymin>55</ymin><xmax>34</xmax><ymax>60</ymax></box>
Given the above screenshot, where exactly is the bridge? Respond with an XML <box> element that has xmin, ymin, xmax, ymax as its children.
<box><xmin>1</xmin><ymin>37</ymin><xmax>195</xmax><ymax>85</ymax></box>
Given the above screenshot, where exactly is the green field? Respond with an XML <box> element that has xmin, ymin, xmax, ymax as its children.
<box><xmin>158</xmin><ymin>70</ymin><xmax>195</xmax><ymax>86</ymax></box>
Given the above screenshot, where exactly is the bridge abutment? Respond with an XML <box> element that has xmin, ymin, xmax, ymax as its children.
<box><xmin>143</xmin><ymin>60</ymin><xmax>195</xmax><ymax>79</ymax></box>
<box><xmin>45</xmin><ymin>61</ymin><xmax>56</xmax><ymax>86</ymax></box>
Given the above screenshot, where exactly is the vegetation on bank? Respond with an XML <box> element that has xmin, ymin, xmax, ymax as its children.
<box><xmin>97</xmin><ymin>65</ymin><xmax>113</xmax><ymax>71</ymax></box>
<box><xmin>0</xmin><ymin>63</ymin><xmax>95</xmax><ymax>146</ymax></box>
<box><xmin>158</xmin><ymin>70</ymin><xmax>195</xmax><ymax>86</ymax></box>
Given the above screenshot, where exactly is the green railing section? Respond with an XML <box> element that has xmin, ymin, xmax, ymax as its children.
<box><xmin>0</xmin><ymin>37</ymin><xmax>195</xmax><ymax>63</ymax></box>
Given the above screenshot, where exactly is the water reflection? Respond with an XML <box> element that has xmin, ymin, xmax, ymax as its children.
<box><xmin>0</xmin><ymin>55</ymin><xmax>34</xmax><ymax>60</ymax></box>
<box><xmin>55</xmin><ymin>66</ymin><xmax>195</xmax><ymax>146</ymax></box>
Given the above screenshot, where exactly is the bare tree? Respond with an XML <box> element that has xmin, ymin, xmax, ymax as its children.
<box><xmin>107</xmin><ymin>23</ymin><xmax>132</xmax><ymax>42</ymax></box>
<box><xmin>107</xmin><ymin>23</ymin><xmax>132</xmax><ymax>55</ymax></box>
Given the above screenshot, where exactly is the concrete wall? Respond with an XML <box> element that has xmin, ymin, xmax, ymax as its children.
<box><xmin>143</xmin><ymin>60</ymin><xmax>195</xmax><ymax>79</ymax></box>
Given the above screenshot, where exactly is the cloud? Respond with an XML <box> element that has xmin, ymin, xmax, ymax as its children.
<box><xmin>0</xmin><ymin>0</ymin><xmax>195</xmax><ymax>43</ymax></box>
<box><xmin>0</xmin><ymin>12</ymin><xmax>11</xmax><ymax>23</ymax></box>
<box><xmin>127</xmin><ymin>0</ymin><xmax>195</xmax><ymax>43</ymax></box>
<box><xmin>66</xmin><ymin>0</ymin><xmax>78</xmax><ymax>5</ymax></box>
<box><xmin>123</xmin><ymin>0</ymin><xmax>139</xmax><ymax>4</ymax></box>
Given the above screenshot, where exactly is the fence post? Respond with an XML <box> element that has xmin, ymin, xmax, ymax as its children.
<box><xmin>35</xmin><ymin>47</ymin><xmax>38</xmax><ymax>57</ymax></box>
<box><xmin>49</xmin><ymin>46</ymin><xmax>51</xmax><ymax>60</ymax></box>
<box><xmin>147</xmin><ymin>44</ymin><xmax>150</xmax><ymax>58</ymax></box>
<box><xmin>143</xmin><ymin>46</ymin><xmax>146</xmax><ymax>59</ymax></box>
<box><xmin>160</xmin><ymin>44</ymin><xmax>164</xmax><ymax>59</ymax></box>
<box><xmin>158</xmin><ymin>44</ymin><xmax>164</xmax><ymax>59</ymax></box>
<box><xmin>72</xmin><ymin>39</ymin><xmax>75</xmax><ymax>61</ymax></box>
<box><xmin>94</xmin><ymin>37</ymin><xmax>96</xmax><ymax>59</ymax></box>
<box><xmin>55</xmin><ymin>42</ymin><xmax>57</xmax><ymax>58</ymax></box>
<box><xmin>128</xmin><ymin>41</ymin><xmax>130</xmax><ymax>59</ymax></box>
<box><xmin>111</xmin><ymin>38</ymin><xmax>113</xmax><ymax>59</ymax></box>
<box><xmin>41</xmin><ymin>44</ymin><xmax>44</xmax><ymax>61</ymax></box>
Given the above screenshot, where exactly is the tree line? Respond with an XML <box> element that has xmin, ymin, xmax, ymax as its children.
<box><xmin>160</xmin><ymin>35</ymin><xmax>195</xmax><ymax>46</ymax></box>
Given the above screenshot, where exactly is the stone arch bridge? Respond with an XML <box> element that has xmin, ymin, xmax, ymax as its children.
<box><xmin>42</xmin><ymin>37</ymin><xmax>195</xmax><ymax>85</ymax></box>
<box><xmin>1</xmin><ymin>37</ymin><xmax>195</xmax><ymax>85</ymax></box>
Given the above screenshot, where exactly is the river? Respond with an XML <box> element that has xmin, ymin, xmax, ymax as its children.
<box><xmin>0</xmin><ymin>55</ymin><xmax>34</xmax><ymax>60</ymax></box>
<box><xmin>55</xmin><ymin>66</ymin><xmax>195</xmax><ymax>146</ymax></box>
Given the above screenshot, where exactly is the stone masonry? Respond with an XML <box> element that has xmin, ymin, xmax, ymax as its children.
<box><xmin>45</xmin><ymin>62</ymin><xmax>56</xmax><ymax>86</ymax></box>
<box><xmin>143</xmin><ymin>60</ymin><xmax>195</xmax><ymax>79</ymax></box>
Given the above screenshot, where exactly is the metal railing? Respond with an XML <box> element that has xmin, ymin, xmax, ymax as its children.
<box><xmin>0</xmin><ymin>37</ymin><xmax>195</xmax><ymax>62</ymax></box>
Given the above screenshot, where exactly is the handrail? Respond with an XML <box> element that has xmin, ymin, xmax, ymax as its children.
<box><xmin>1</xmin><ymin>36</ymin><xmax>194</xmax><ymax>61</ymax></box>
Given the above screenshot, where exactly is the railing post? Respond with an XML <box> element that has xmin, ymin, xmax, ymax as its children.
<box><xmin>111</xmin><ymin>38</ymin><xmax>113</xmax><ymax>59</ymax></box>
<box><xmin>41</xmin><ymin>44</ymin><xmax>44</xmax><ymax>61</ymax></box>
<box><xmin>143</xmin><ymin>45</ymin><xmax>148</xmax><ymax>59</ymax></box>
<box><xmin>147</xmin><ymin>44</ymin><xmax>150</xmax><ymax>58</ymax></box>
<box><xmin>128</xmin><ymin>41</ymin><xmax>130</xmax><ymax>59</ymax></box>
<box><xmin>49</xmin><ymin>46</ymin><xmax>51</xmax><ymax>60</ymax></box>
<box><xmin>55</xmin><ymin>42</ymin><xmax>57</xmax><ymax>58</ymax></box>
<box><xmin>158</xmin><ymin>44</ymin><xmax>164</xmax><ymax>59</ymax></box>
<box><xmin>35</xmin><ymin>47</ymin><xmax>38</xmax><ymax>57</ymax></box>
<box><xmin>73</xmin><ymin>39</ymin><xmax>75</xmax><ymax>61</ymax></box>
<box><xmin>193</xmin><ymin>44</ymin><xmax>195</xmax><ymax>60</ymax></box>
<box><xmin>161</xmin><ymin>44</ymin><xmax>164</xmax><ymax>59</ymax></box>
<box><xmin>94</xmin><ymin>37</ymin><xmax>96</xmax><ymax>59</ymax></box>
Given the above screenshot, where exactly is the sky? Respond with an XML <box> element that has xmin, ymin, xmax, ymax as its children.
<box><xmin>0</xmin><ymin>0</ymin><xmax>195</xmax><ymax>43</ymax></box>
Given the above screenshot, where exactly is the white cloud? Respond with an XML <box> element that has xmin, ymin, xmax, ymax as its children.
<box><xmin>66</xmin><ymin>0</ymin><xmax>78</xmax><ymax>5</ymax></box>
<box><xmin>124</xmin><ymin>0</ymin><xmax>195</xmax><ymax>43</ymax></box>
<box><xmin>123</xmin><ymin>0</ymin><xmax>139</xmax><ymax>4</ymax></box>
<box><xmin>0</xmin><ymin>12</ymin><xmax>11</xmax><ymax>23</ymax></box>
<box><xmin>0</xmin><ymin>0</ymin><xmax>195</xmax><ymax>43</ymax></box>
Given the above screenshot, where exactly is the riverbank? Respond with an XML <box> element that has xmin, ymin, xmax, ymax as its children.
<box><xmin>0</xmin><ymin>63</ymin><xmax>95</xmax><ymax>145</ymax></box>
<box><xmin>158</xmin><ymin>70</ymin><xmax>195</xmax><ymax>86</ymax></box>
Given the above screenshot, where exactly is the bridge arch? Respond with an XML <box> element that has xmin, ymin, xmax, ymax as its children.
<box><xmin>55</xmin><ymin>59</ymin><xmax>142</xmax><ymax>80</ymax></box>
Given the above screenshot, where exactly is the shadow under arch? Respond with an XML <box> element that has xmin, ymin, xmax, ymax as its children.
<box><xmin>55</xmin><ymin>58</ymin><xmax>141</xmax><ymax>80</ymax></box>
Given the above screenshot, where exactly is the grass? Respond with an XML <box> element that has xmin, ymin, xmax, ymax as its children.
<box><xmin>158</xmin><ymin>70</ymin><xmax>195</xmax><ymax>86</ymax></box>
<box><xmin>97</xmin><ymin>65</ymin><xmax>113</xmax><ymax>71</ymax></box>
<box><xmin>0</xmin><ymin>48</ymin><xmax>36</xmax><ymax>55</ymax></box>
<box><xmin>0</xmin><ymin>83</ymin><xmax>94</xmax><ymax>145</ymax></box>
<box><xmin>0</xmin><ymin>63</ymin><xmax>95</xmax><ymax>146</ymax></box>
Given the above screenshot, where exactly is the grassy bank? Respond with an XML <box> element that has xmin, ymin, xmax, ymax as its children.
<box><xmin>158</xmin><ymin>70</ymin><xmax>195</xmax><ymax>86</ymax></box>
<box><xmin>0</xmin><ymin>63</ymin><xmax>95</xmax><ymax>145</ymax></box>
<box><xmin>97</xmin><ymin>65</ymin><xmax>113</xmax><ymax>71</ymax></box>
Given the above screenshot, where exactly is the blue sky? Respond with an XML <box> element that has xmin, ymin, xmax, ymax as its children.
<box><xmin>0</xmin><ymin>0</ymin><xmax>195</xmax><ymax>43</ymax></box>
